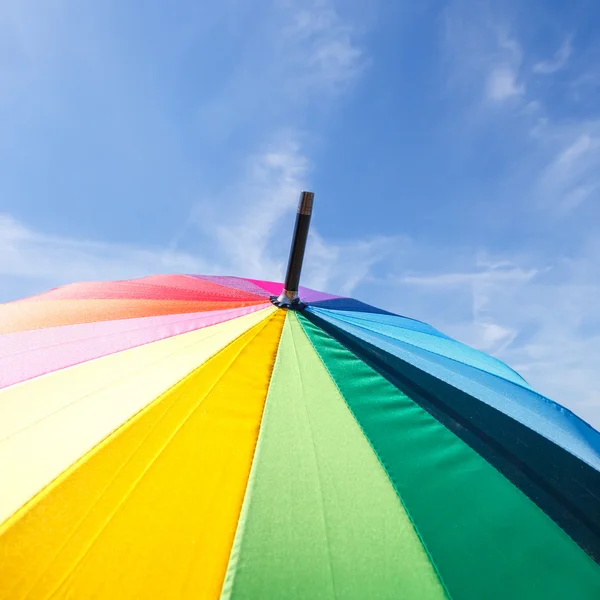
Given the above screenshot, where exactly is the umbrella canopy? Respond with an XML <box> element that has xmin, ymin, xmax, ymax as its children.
<box><xmin>0</xmin><ymin>273</ymin><xmax>599</xmax><ymax>600</ymax></box>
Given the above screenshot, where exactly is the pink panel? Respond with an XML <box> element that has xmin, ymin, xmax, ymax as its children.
<box><xmin>245</xmin><ymin>278</ymin><xmax>283</xmax><ymax>296</ymax></box>
<box><xmin>0</xmin><ymin>303</ymin><xmax>270</xmax><ymax>389</ymax></box>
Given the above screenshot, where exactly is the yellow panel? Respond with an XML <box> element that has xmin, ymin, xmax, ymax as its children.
<box><xmin>0</xmin><ymin>309</ymin><xmax>285</xmax><ymax>600</ymax></box>
<box><xmin>0</xmin><ymin>307</ymin><xmax>274</xmax><ymax>526</ymax></box>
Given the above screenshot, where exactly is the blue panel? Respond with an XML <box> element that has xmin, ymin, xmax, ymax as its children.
<box><xmin>308</xmin><ymin>307</ymin><xmax>529</xmax><ymax>387</ymax></box>
<box><xmin>307</xmin><ymin>307</ymin><xmax>600</xmax><ymax>473</ymax></box>
<box><xmin>306</xmin><ymin>297</ymin><xmax>395</xmax><ymax>314</ymax></box>
<box><xmin>308</xmin><ymin>307</ymin><xmax>451</xmax><ymax>339</ymax></box>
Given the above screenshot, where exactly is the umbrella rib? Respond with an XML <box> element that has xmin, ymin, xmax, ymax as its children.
<box><xmin>0</xmin><ymin>304</ymin><xmax>271</xmax><ymax>389</ymax></box>
<box><xmin>295</xmin><ymin>314</ymin><xmax>454</xmax><ymax>600</ymax></box>
<box><xmin>314</xmin><ymin>312</ymin><xmax>600</xmax><ymax>462</ymax></box>
<box><xmin>177</xmin><ymin>311</ymin><xmax>285</xmax><ymax>598</ymax></box>
<box><xmin>27</xmin><ymin>312</ymin><xmax>276</xmax><ymax>600</ymax></box>
<box><xmin>314</xmin><ymin>310</ymin><xmax>529</xmax><ymax>389</ymax></box>
<box><xmin>219</xmin><ymin>318</ymin><xmax>287</xmax><ymax>600</ymax></box>
<box><xmin>288</xmin><ymin>315</ymin><xmax>339</xmax><ymax>600</ymax></box>
<box><xmin>303</xmin><ymin>312</ymin><xmax>600</xmax><ymax>563</ymax></box>
<box><xmin>5</xmin><ymin>313</ymin><xmax>273</xmax><ymax>597</ymax></box>
<box><xmin>0</xmin><ymin>323</ymin><xmax>251</xmax><ymax>447</ymax></box>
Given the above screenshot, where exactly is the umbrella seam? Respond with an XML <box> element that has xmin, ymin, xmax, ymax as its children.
<box><xmin>0</xmin><ymin>304</ymin><xmax>271</xmax><ymax>390</ymax></box>
<box><xmin>188</xmin><ymin>275</ymin><xmax>272</xmax><ymax>298</ymax></box>
<box><xmin>21</xmin><ymin>311</ymin><xmax>278</xmax><ymax>600</ymax></box>
<box><xmin>0</xmin><ymin>310</ymin><xmax>275</xmax><ymax>448</ymax></box>
<box><xmin>0</xmin><ymin>308</ymin><xmax>277</xmax><ymax>536</ymax></box>
<box><xmin>312</xmin><ymin>309</ymin><xmax>530</xmax><ymax>388</ymax></box>
<box><xmin>311</xmin><ymin>315</ymin><xmax>600</xmax><ymax>562</ymax></box>
<box><xmin>294</xmin><ymin>313</ymin><xmax>453</xmax><ymax>600</ymax></box>
<box><xmin>288</xmin><ymin>314</ymin><xmax>339</xmax><ymax>600</ymax></box>
<box><xmin>316</xmin><ymin>311</ymin><xmax>600</xmax><ymax>464</ymax></box>
<box><xmin>308</xmin><ymin>307</ymin><xmax>452</xmax><ymax>340</ymax></box>
<box><xmin>219</xmin><ymin>309</ymin><xmax>288</xmax><ymax>600</ymax></box>
<box><xmin>24</xmin><ymin>276</ymin><xmax>267</xmax><ymax>303</ymax></box>
<box><xmin>0</xmin><ymin>304</ymin><xmax>270</xmax><ymax>358</ymax></box>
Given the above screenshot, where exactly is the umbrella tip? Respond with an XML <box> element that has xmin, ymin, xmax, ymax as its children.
<box><xmin>271</xmin><ymin>191</ymin><xmax>314</xmax><ymax>309</ymax></box>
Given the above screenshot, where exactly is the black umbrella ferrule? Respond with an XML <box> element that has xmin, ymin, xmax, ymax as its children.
<box><xmin>271</xmin><ymin>191</ymin><xmax>314</xmax><ymax>309</ymax></box>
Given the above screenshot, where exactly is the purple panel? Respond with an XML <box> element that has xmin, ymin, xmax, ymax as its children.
<box><xmin>188</xmin><ymin>275</ymin><xmax>271</xmax><ymax>297</ymax></box>
<box><xmin>298</xmin><ymin>286</ymin><xmax>340</xmax><ymax>303</ymax></box>
<box><xmin>190</xmin><ymin>275</ymin><xmax>339</xmax><ymax>303</ymax></box>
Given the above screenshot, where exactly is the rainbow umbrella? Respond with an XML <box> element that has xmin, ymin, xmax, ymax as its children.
<box><xmin>1</xmin><ymin>193</ymin><xmax>599</xmax><ymax>600</ymax></box>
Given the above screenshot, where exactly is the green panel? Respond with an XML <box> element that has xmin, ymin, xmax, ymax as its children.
<box><xmin>298</xmin><ymin>313</ymin><xmax>600</xmax><ymax>600</ymax></box>
<box><xmin>221</xmin><ymin>313</ymin><xmax>447</xmax><ymax>600</ymax></box>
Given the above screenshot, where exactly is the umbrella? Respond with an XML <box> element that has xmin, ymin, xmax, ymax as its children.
<box><xmin>0</xmin><ymin>193</ymin><xmax>599</xmax><ymax>600</ymax></box>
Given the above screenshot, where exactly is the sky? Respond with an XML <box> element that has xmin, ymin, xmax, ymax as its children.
<box><xmin>1</xmin><ymin>0</ymin><xmax>600</xmax><ymax>427</ymax></box>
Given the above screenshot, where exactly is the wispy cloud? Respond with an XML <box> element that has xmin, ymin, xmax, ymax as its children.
<box><xmin>181</xmin><ymin>0</ymin><xmax>376</xmax><ymax>287</ymax></box>
<box><xmin>433</xmin><ymin>1</ymin><xmax>600</xmax><ymax>424</ymax></box>
<box><xmin>401</xmin><ymin>265</ymin><xmax>536</xmax><ymax>289</ymax></box>
<box><xmin>533</xmin><ymin>36</ymin><xmax>573</xmax><ymax>74</ymax></box>
<box><xmin>304</xmin><ymin>231</ymin><xmax>401</xmax><ymax>296</ymax></box>
<box><xmin>484</xmin><ymin>29</ymin><xmax>524</xmax><ymax>102</ymax></box>
<box><xmin>485</xmin><ymin>64</ymin><xmax>523</xmax><ymax>101</ymax></box>
<box><xmin>3</xmin><ymin>0</ymin><xmax>599</xmax><ymax>430</ymax></box>
<box><xmin>193</xmin><ymin>133</ymin><xmax>309</xmax><ymax>279</ymax></box>
<box><xmin>188</xmin><ymin>129</ymin><xmax>398</xmax><ymax>294</ymax></box>
<box><xmin>444</xmin><ymin>1</ymin><xmax>600</xmax><ymax>219</ymax></box>
<box><xmin>0</xmin><ymin>0</ymin><xmax>383</xmax><ymax>302</ymax></box>
<box><xmin>0</xmin><ymin>213</ymin><xmax>210</xmax><ymax>302</ymax></box>
<box><xmin>282</xmin><ymin>3</ymin><xmax>366</xmax><ymax>94</ymax></box>
<box><xmin>400</xmin><ymin>262</ymin><xmax>537</xmax><ymax>353</ymax></box>
<box><xmin>0</xmin><ymin>190</ymin><xmax>398</xmax><ymax>304</ymax></box>
<box><xmin>536</xmin><ymin>125</ymin><xmax>600</xmax><ymax>214</ymax></box>
<box><xmin>444</xmin><ymin>3</ymin><xmax>524</xmax><ymax>105</ymax></box>
<box><xmin>196</xmin><ymin>0</ymin><xmax>366</xmax><ymax>140</ymax></box>
<box><xmin>394</xmin><ymin>251</ymin><xmax>600</xmax><ymax>427</ymax></box>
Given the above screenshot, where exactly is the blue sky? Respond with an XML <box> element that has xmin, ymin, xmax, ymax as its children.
<box><xmin>1</xmin><ymin>0</ymin><xmax>600</xmax><ymax>426</ymax></box>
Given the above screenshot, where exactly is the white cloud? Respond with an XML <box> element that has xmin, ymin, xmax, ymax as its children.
<box><xmin>555</xmin><ymin>133</ymin><xmax>595</xmax><ymax>168</ymax></box>
<box><xmin>304</xmin><ymin>231</ymin><xmax>401</xmax><ymax>296</ymax></box>
<box><xmin>179</xmin><ymin>1</ymin><xmax>373</xmax><ymax>287</ymax></box>
<box><xmin>185</xmin><ymin>129</ymin><xmax>398</xmax><ymax>294</ymax></box>
<box><xmin>196</xmin><ymin>0</ymin><xmax>367</xmax><ymax>140</ymax></box>
<box><xmin>484</xmin><ymin>28</ymin><xmax>524</xmax><ymax>102</ymax></box>
<box><xmin>400</xmin><ymin>263</ymin><xmax>536</xmax><ymax>354</ymax></box>
<box><xmin>0</xmin><ymin>0</ymin><xmax>379</xmax><ymax>302</ymax></box>
<box><xmin>401</xmin><ymin>265</ymin><xmax>536</xmax><ymax>288</ymax></box>
<box><xmin>283</xmin><ymin>3</ymin><xmax>366</xmax><ymax>94</ymax></box>
<box><xmin>0</xmin><ymin>213</ymin><xmax>211</xmax><ymax>302</ymax></box>
<box><xmin>537</xmin><ymin>127</ymin><xmax>600</xmax><ymax>214</ymax></box>
<box><xmin>533</xmin><ymin>37</ymin><xmax>573</xmax><ymax>74</ymax></box>
<box><xmin>443</xmin><ymin>3</ymin><xmax>524</xmax><ymax>105</ymax></box>
<box><xmin>443</xmin><ymin>8</ymin><xmax>600</xmax><ymax>217</ymax></box>
<box><xmin>0</xmin><ymin>192</ymin><xmax>398</xmax><ymax>304</ymax></box>
<box><xmin>0</xmin><ymin>133</ymin><xmax>396</xmax><ymax>303</ymax></box>
<box><xmin>395</xmin><ymin>253</ymin><xmax>600</xmax><ymax>428</ymax></box>
<box><xmin>194</xmin><ymin>133</ymin><xmax>309</xmax><ymax>279</ymax></box>
<box><xmin>486</xmin><ymin>65</ymin><xmax>523</xmax><ymax>101</ymax></box>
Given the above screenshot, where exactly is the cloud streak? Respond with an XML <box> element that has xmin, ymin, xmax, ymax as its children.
<box><xmin>0</xmin><ymin>213</ymin><xmax>210</xmax><ymax>301</ymax></box>
<box><xmin>394</xmin><ymin>250</ymin><xmax>600</xmax><ymax>428</ymax></box>
<box><xmin>282</xmin><ymin>3</ymin><xmax>366</xmax><ymax>94</ymax></box>
<box><xmin>533</xmin><ymin>37</ymin><xmax>573</xmax><ymax>74</ymax></box>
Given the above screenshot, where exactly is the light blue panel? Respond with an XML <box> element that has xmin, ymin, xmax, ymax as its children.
<box><xmin>309</xmin><ymin>307</ymin><xmax>529</xmax><ymax>387</ymax></box>
<box><xmin>307</xmin><ymin>307</ymin><xmax>600</xmax><ymax>473</ymax></box>
<box><xmin>308</xmin><ymin>307</ymin><xmax>452</xmax><ymax>339</ymax></box>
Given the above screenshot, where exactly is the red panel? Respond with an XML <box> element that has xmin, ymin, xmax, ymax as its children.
<box><xmin>22</xmin><ymin>275</ymin><xmax>266</xmax><ymax>303</ymax></box>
